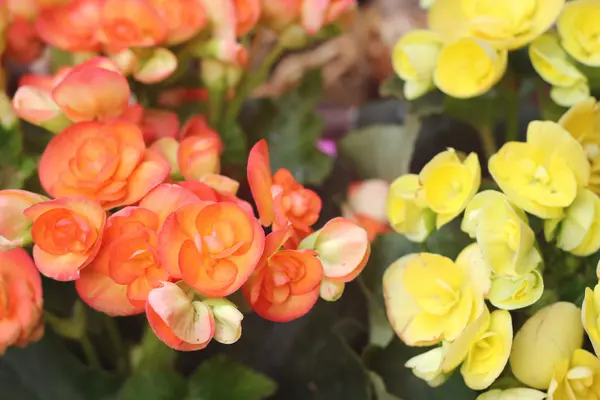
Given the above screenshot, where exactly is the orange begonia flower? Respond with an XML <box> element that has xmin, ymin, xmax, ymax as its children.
<box><xmin>6</xmin><ymin>17</ymin><xmax>44</xmax><ymax>64</ymax></box>
<box><xmin>99</xmin><ymin>0</ymin><xmax>167</xmax><ymax>54</ymax></box>
<box><xmin>243</xmin><ymin>228</ymin><xmax>323</xmax><ymax>322</ymax></box>
<box><xmin>199</xmin><ymin>173</ymin><xmax>239</xmax><ymax>196</ymax></box>
<box><xmin>52</xmin><ymin>57</ymin><xmax>130</xmax><ymax>122</ymax></box>
<box><xmin>234</xmin><ymin>0</ymin><xmax>261</xmax><ymax>36</ymax></box>
<box><xmin>76</xmin><ymin>184</ymin><xmax>198</xmax><ymax>316</ymax></box>
<box><xmin>0</xmin><ymin>248</ymin><xmax>44</xmax><ymax>354</ymax></box>
<box><xmin>178</xmin><ymin>130</ymin><xmax>223</xmax><ymax>181</ymax></box>
<box><xmin>24</xmin><ymin>196</ymin><xmax>106</xmax><ymax>281</ymax></box>
<box><xmin>148</xmin><ymin>0</ymin><xmax>207</xmax><ymax>45</ymax></box>
<box><xmin>158</xmin><ymin>201</ymin><xmax>265</xmax><ymax>297</ymax></box>
<box><xmin>301</xmin><ymin>217</ymin><xmax>370</xmax><ymax>283</ymax></box>
<box><xmin>38</xmin><ymin>120</ymin><xmax>170</xmax><ymax>209</ymax></box>
<box><xmin>35</xmin><ymin>0</ymin><xmax>102</xmax><ymax>53</ymax></box>
<box><xmin>301</xmin><ymin>0</ymin><xmax>355</xmax><ymax>34</ymax></box>
<box><xmin>146</xmin><ymin>281</ymin><xmax>215</xmax><ymax>351</ymax></box>
<box><xmin>260</xmin><ymin>0</ymin><xmax>301</xmax><ymax>32</ymax></box>
<box><xmin>139</xmin><ymin>108</ymin><xmax>180</xmax><ymax>144</ymax></box>
<box><xmin>178</xmin><ymin>180</ymin><xmax>255</xmax><ymax>217</ymax></box>
<box><xmin>0</xmin><ymin>190</ymin><xmax>48</xmax><ymax>251</ymax></box>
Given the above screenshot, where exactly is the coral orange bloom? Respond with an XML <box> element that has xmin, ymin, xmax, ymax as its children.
<box><xmin>99</xmin><ymin>0</ymin><xmax>167</xmax><ymax>53</ymax></box>
<box><xmin>146</xmin><ymin>281</ymin><xmax>215</xmax><ymax>351</ymax></box>
<box><xmin>24</xmin><ymin>196</ymin><xmax>106</xmax><ymax>281</ymax></box>
<box><xmin>234</xmin><ymin>0</ymin><xmax>261</xmax><ymax>36</ymax></box>
<box><xmin>180</xmin><ymin>115</ymin><xmax>216</xmax><ymax>139</ymax></box>
<box><xmin>247</xmin><ymin>139</ymin><xmax>275</xmax><ymax>226</ymax></box>
<box><xmin>38</xmin><ymin>120</ymin><xmax>170</xmax><ymax>209</ymax></box>
<box><xmin>52</xmin><ymin>57</ymin><xmax>130</xmax><ymax>122</ymax></box>
<box><xmin>148</xmin><ymin>0</ymin><xmax>207</xmax><ymax>45</ymax></box>
<box><xmin>0</xmin><ymin>248</ymin><xmax>44</xmax><ymax>354</ymax></box>
<box><xmin>243</xmin><ymin>228</ymin><xmax>323</xmax><ymax>322</ymax></box>
<box><xmin>158</xmin><ymin>201</ymin><xmax>265</xmax><ymax>297</ymax></box>
<box><xmin>76</xmin><ymin>184</ymin><xmax>198</xmax><ymax>316</ymax></box>
<box><xmin>272</xmin><ymin>168</ymin><xmax>321</xmax><ymax>232</ymax></box>
<box><xmin>0</xmin><ymin>190</ymin><xmax>48</xmax><ymax>251</ymax></box>
<box><xmin>6</xmin><ymin>17</ymin><xmax>44</xmax><ymax>64</ymax></box>
<box><xmin>35</xmin><ymin>0</ymin><xmax>102</xmax><ymax>52</ymax></box>
<box><xmin>139</xmin><ymin>109</ymin><xmax>180</xmax><ymax>144</ymax></box>
<box><xmin>178</xmin><ymin>130</ymin><xmax>223</xmax><ymax>181</ymax></box>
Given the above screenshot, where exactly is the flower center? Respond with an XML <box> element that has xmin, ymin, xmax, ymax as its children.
<box><xmin>533</xmin><ymin>165</ymin><xmax>551</xmax><ymax>185</ymax></box>
<box><xmin>567</xmin><ymin>366</ymin><xmax>595</xmax><ymax>395</ymax></box>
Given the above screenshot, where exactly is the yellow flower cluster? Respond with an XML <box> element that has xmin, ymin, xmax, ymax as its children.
<box><xmin>384</xmin><ymin>97</ymin><xmax>600</xmax><ymax>395</ymax></box>
<box><xmin>392</xmin><ymin>0</ymin><xmax>564</xmax><ymax>100</ymax></box>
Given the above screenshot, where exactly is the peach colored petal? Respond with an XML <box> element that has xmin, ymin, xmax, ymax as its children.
<box><xmin>76</xmin><ymin>264</ymin><xmax>144</xmax><ymax>316</ymax></box>
<box><xmin>234</xmin><ymin>0</ymin><xmax>261</xmax><ymax>36</ymax></box>
<box><xmin>139</xmin><ymin>109</ymin><xmax>179</xmax><ymax>144</ymax></box>
<box><xmin>52</xmin><ymin>64</ymin><xmax>130</xmax><ymax>122</ymax></box>
<box><xmin>33</xmin><ymin>246</ymin><xmax>93</xmax><ymax>281</ymax></box>
<box><xmin>199</xmin><ymin>173</ymin><xmax>238</xmax><ymax>195</ymax></box>
<box><xmin>249</xmin><ymin>287</ymin><xmax>320</xmax><ymax>322</ymax></box>
<box><xmin>12</xmin><ymin>86</ymin><xmax>61</xmax><ymax>125</ymax></box>
<box><xmin>178</xmin><ymin>181</ymin><xmax>220</xmax><ymax>202</ymax></box>
<box><xmin>139</xmin><ymin>183</ymin><xmax>200</xmax><ymax>225</ymax></box>
<box><xmin>247</xmin><ymin>139</ymin><xmax>274</xmax><ymax>226</ymax></box>
<box><xmin>302</xmin><ymin>0</ymin><xmax>329</xmax><ymax>34</ymax></box>
<box><xmin>178</xmin><ymin>136</ymin><xmax>221</xmax><ymax>181</ymax></box>
<box><xmin>134</xmin><ymin>48</ymin><xmax>178</xmax><ymax>84</ymax></box>
<box><xmin>148</xmin><ymin>0</ymin><xmax>207</xmax><ymax>45</ymax></box>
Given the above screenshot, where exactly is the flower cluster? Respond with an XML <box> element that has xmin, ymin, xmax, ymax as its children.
<box><xmin>383</xmin><ymin>97</ymin><xmax>600</xmax><ymax>397</ymax></box>
<box><xmin>0</xmin><ymin>0</ymin><xmax>364</xmax><ymax>354</ymax></box>
<box><xmin>391</xmin><ymin>0</ymin><xmax>566</xmax><ymax>100</ymax></box>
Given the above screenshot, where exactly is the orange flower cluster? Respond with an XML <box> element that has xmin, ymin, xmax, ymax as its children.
<box><xmin>0</xmin><ymin>0</ymin><xmax>361</xmax><ymax>354</ymax></box>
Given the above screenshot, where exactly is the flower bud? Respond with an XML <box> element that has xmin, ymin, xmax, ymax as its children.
<box><xmin>319</xmin><ymin>278</ymin><xmax>344</xmax><ymax>302</ymax></box>
<box><xmin>509</xmin><ymin>302</ymin><xmax>584</xmax><ymax>389</ymax></box>
<box><xmin>178</xmin><ymin>132</ymin><xmax>223</xmax><ymax>181</ymax></box>
<box><xmin>405</xmin><ymin>347</ymin><xmax>447</xmax><ymax>387</ymax></box>
<box><xmin>150</xmin><ymin>138</ymin><xmax>181</xmax><ymax>179</ymax></box>
<box><xmin>582</xmin><ymin>284</ymin><xmax>600</xmax><ymax>357</ymax></box>
<box><xmin>342</xmin><ymin>179</ymin><xmax>389</xmax><ymax>241</ymax></box>
<box><xmin>134</xmin><ymin>48</ymin><xmax>178</xmax><ymax>84</ymax></box>
<box><xmin>488</xmin><ymin>270</ymin><xmax>544</xmax><ymax>311</ymax></box>
<box><xmin>204</xmin><ymin>298</ymin><xmax>243</xmax><ymax>345</ymax></box>
<box><xmin>0</xmin><ymin>190</ymin><xmax>47</xmax><ymax>251</ymax></box>
<box><xmin>201</xmin><ymin>58</ymin><xmax>243</xmax><ymax>90</ymax></box>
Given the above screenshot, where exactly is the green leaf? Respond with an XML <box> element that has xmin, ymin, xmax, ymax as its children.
<box><xmin>367</xmin><ymin>338</ymin><xmax>477</xmax><ymax>400</ymax></box>
<box><xmin>220</xmin><ymin>117</ymin><xmax>247</xmax><ymax>167</ymax></box>
<box><xmin>239</xmin><ymin>70</ymin><xmax>333</xmax><ymax>185</ymax></box>
<box><xmin>119</xmin><ymin>367</ymin><xmax>186</xmax><ymax>400</ymax></box>
<box><xmin>0</xmin><ymin>331</ymin><xmax>122</xmax><ymax>400</ymax></box>
<box><xmin>368</xmin><ymin>371</ymin><xmax>403</xmax><ymax>400</ymax></box>
<box><xmin>425</xmin><ymin>220</ymin><xmax>472</xmax><ymax>260</ymax></box>
<box><xmin>187</xmin><ymin>355</ymin><xmax>276</xmax><ymax>400</ymax></box>
<box><xmin>339</xmin><ymin>119</ymin><xmax>420</xmax><ymax>182</ymax></box>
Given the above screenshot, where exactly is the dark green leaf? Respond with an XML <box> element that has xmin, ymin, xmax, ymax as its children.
<box><xmin>187</xmin><ymin>355</ymin><xmax>276</xmax><ymax>400</ymax></box>
<box><xmin>219</xmin><ymin>119</ymin><xmax>247</xmax><ymax>167</ymax></box>
<box><xmin>119</xmin><ymin>367</ymin><xmax>186</xmax><ymax>400</ymax></box>
<box><xmin>367</xmin><ymin>338</ymin><xmax>476</xmax><ymax>400</ymax></box>
<box><xmin>0</xmin><ymin>331</ymin><xmax>122</xmax><ymax>400</ymax></box>
<box><xmin>425</xmin><ymin>220</ymin><xmax>473</xmax><ymax>260</ymax></box>
<box><xmin>339</xmin><ymin>119</ymin><xmax>420</xmax><ymax>182</ymax></box>
<box><xmin>239</xmin><ymin>70</ymin><xmax>333</xmax><ymax>185</ymax></box>
<box><xmin>368</xmin><ymin>371</ymin><xmax>402</xmax><ymax>400</ymax></box>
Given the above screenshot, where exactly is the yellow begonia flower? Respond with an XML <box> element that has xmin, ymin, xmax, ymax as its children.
<box><xmin>429</xmin><ymin>0</ymin><xmax>565</xmax><ymax>50</ymax></box>
<box><xmin>558</xmin><ymin>0</ymin><xmax>600</xmax><ymax>67</ymax></box>
<box><xmin>434</xmin><ymin>37</ymin><xmax>507</xmax><ymax>99</ymax></box>
<box><xmin>420</xmin><ymin>148</ymin><xmax>481</xmax><ymax>229</ymax></box>
<box><xmin>510</xmin><ymin>302</ymin><xmax>584</xmax><ymax>390</ymax></box>
<box><xmin>489</xmin><ymin>269</ymin><xmax>544</xmax><ymax>310</ymax></box>
<box><xmin>548</xmin><ymin>349</ymin><xmax>600</xmax><ymax>399</ymax></box>
<box><xmin>441</xmin><ymin>307</ymin><xmax>513</xmax><ymax>390</ymax></box>
<box><xmin>529</xmin><ymin>34</ymin><xmax>590</xmax><ymax>108</ymax></box>
<box><xmin>383</xmin><ymin>247</ymin><xmax>490</xmax><ymax>346</ymax></box>
<box><xmin>489</xmin><ymin>121</ymin><xmax>590</xmax><ymax>219</ymax></box>
<box><xmin>477</xmin><ymin>388</ymin><xmax>547</xmax><ymax>400</ymax></box>
<box><xmin>386</xmin><ymin>174</ymin><xmax>435</xmax><ymax>242</ymax></box>
<box><xmin>559</xmin><ymin>98</ymin><xmax>600</xmax><ymax>196</ymax></box>
<box><xmin>392</xmin><ymin>30</ymin><xmax>443</xmax><ymax>100</ymax></box>
<box><xmin>475</xmin><ymin>192</ymin><xmax>541</xmax><ymax>277</ymax></box>
<box><xmin>405</xmin><ymin>347</ymin><xmax>447</xmax><ymax>387</ymax></box>
<box><xmin>545</xmin><ymin>189</ymin><xmax>600</xmax><ymax>256</ymax></box>
<box><xmin>583</xmin><ymin>284</ymin><xmax>600</xmax><ymax>357</ymax></box>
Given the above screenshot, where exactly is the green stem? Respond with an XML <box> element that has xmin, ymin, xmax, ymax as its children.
<box><xmin>505</xmin><ymin>92</ymin><xmax>520</xmax><ymax>143</ymax></box>
<box><xmin>79</xmin><ymin>335</ymin><xmax>101</xmax><ymax>369</ymax></box>
<box><xmin>131</xmin><ymin>324</ymin><xmax>176</xmax><ymax>372</ymax></box>
<box><xmin>478</xmin><ymin>125</ymin><xmax>497</xmax><ymax>161</ymax></box>
<box><xmin>208</xmin><ymin>86</ymin><xmax>225</xmax><ymax>128</ymax></box>
<box><xmin>105</xmin><ymin>316</ymin><xmax>128</xmax><ymax>374</ymax></box>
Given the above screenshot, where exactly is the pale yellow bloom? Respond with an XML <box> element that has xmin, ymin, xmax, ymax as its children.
<box><xmin>420</xmin><ymin>148</ymin><xmax>481</xmax><ymax>229</ymax></box>
<box><xmin>582</xmin><ymin>284</ymin><xmax>600</xmax><ymax>357</ymax></box>
<box><xmin>529</xmin><ymin>34</ymin><xmax>590</xmax><ymax>107</ymax></box>
<box><xmin>434</xmin><ymin>37</ymin><xmax>507</xmax><ymax>99</ymax></box>
<box><xmin>405</xmin><ymin>347</ymin><xmax>447</xmax><ymax>387</ymax></box>
<box><xmin>559</xmin><ymin>98</ymin><xmax>600</xmax><ymax>197</ymax></box>
<box><xmin>545</xmin><ymin>189</ymin><xmax>600</xmax><ymax>256</ymax></box>
<box><xmin>319</xmin><ymin>278</ymin><xmax>345</xmax><ymax>302</ymax></box>
<box><xmin>203</xmin><ymin>298</ymin><xmax>243</xmax><ymax>345</ymax></box>
<box><xmin>428</xmin><ymin>0</ymin><xmax>565</xmax><ymax>50</ymax></box>
<box><xmin>419</xmin><ymin>0</ymin><xmax>434</xmax><ymax>9</ymax></box>
<box><xmin>488</xmin><ymin>270</ymin><xmax>544</xmax><ymax>310</ymax></box>
<box><xmin>462</xmin><ymin>190</ymin><xmax>508</xmax><ymax>238</ymax></box>
<box><xmin>383</xmin><ymin>248</ymin><xmax>489</xmax><ymax>346</ymax></box>
<box><xmin>548</xmin><ymin>349</ymin><xmax>600</xmax><ymax>399</ymax></box>
<box><xmin>510</xmin><ymin>302</ymin><xmax>584</xmax><ymax>390</ymax></box>
<box><xmin>386</xmin><ymin>174</ymin><xmax>435</xmax><ymax>243</ymax></box>
<box><xmin>392</xmin><ymin>30</ymin><xmax>443</xmax><ymax>100</ymax></box>
<box><xmin>477</xmin><ymin>388</ymin><xmax>547</xmax><ymax>400</ymax></box>
<box><xmin>558</xmin><ymin>0</ymin><xmax>600</xmax><ymax>66</ymax></box>
<box><xmin>441</xmin><ymin>307</ymin><xmax>513</xmax><ymax>390</ymax></box>
<box><xmin>489</xmin><ymin>121</ymin><xmax>590</xmax><ymax>219</ymax></box>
